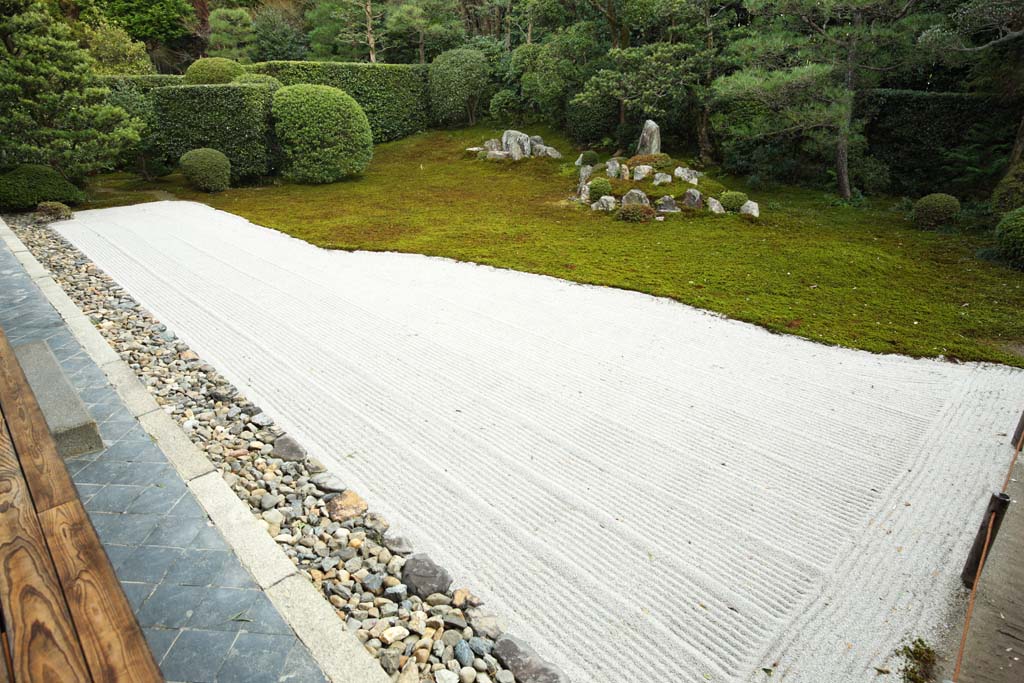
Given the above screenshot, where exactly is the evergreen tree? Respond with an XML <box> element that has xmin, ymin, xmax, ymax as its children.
<box><xmin>79</xmin><ymin>19</ymin><xmax>156</xmax><ymax>74</ymax></box>
<box><xmin>0</xmin><ymin>0</ymin><xmax>140</xmax><ymax>179</ymax></box>
<box><xmin>207</xmin><ymin>7</ymin><xmax>254</xmax><ymax>61</ymax></box>
<box><xmin>253</xmin><ymin>6</ymin><xmax>307</xmax><ymax>61</ymax></box>
<box><xmin>386</xmin><ymin>0</ymin><xmax>464</xmax><ymax>63</ymax></box>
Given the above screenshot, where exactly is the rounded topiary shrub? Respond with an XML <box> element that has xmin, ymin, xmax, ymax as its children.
<box><xmin>720</xmin><ymin>191</ymin><xmax>748</xmax><ymax>212</ymax></box>
<box><xmin>179</xmin><ymin>148</ymin><xmax>231</xmax><ymax>192</ymax></box>
<box><xmin>183</xmin><ymin>57</ymin><xmax>245</xmax><ymax>84</ymax></box>
<box><xmin>995</xmin><ymin>207</ymin><xmax>1024</xmax><ymax>267</ymax></box>
<box><xmin>430</xmin><ymin>48</ymin><xmax>490</xmax><ymax>126</ymax></box>
<box><xmin>616</xmin><ymin>204</ymin><xmax>656</xmax><ymax>223</ymax></box>
<box><xmin>272</xmin><ymin>84</ymin><xmax>373</xmax><ymax>184</ymax></box>
<box><xmin>35</xmin><ymin>201</ymin><xmax>72</xmax><ymax>221</ymax></box>
<box><xmin>588</xmin><ymin>177</ymin><xmax>612</xmax><ymax>197</ymax></box>
<box><xmin>231</xmin><ymin>73</ymin><xmax>283</xmax><ymax>92</ymax></box>
<box><xmin>992</xmin><ymin>163</ymin><xmax>1024</xmax><ymax>214</ymax></box>
<box><xmin>913</xmin><ymin>193</ymin><xmax>961</xmax><ymax>229</ymax></box>
<box><xmin>0</xmin><ymin>165</ymin><xmax>85</xmax><ymax>211</ymax></box>
<box><xmin>580</xmin><ymin>150</ymin><xmax>599</xmax><ymax>166</ymax></box>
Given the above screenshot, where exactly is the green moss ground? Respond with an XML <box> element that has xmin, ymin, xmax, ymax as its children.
<box><xmin>84</xmin><ymin>125</ymin><xmax>1024</xmax><ymax>366</ymax></box>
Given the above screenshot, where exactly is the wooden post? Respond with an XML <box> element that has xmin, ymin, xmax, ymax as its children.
<box><xmin>961</xmin><ymin>492</ymin><xmax>1011</xmax><ymax>589</ymax></box>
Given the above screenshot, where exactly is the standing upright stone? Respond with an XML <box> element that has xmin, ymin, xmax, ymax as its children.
<box><xmin>606</xmin><ymin>158</ymin><xmax>621</xmax><ymax>179</ymax></box>
<box><xmin>636</xmin><ymin>120</ymin><xmax>661</xmax><ymax>155</ymax></box>
<box><xmin>501</xmin><ymin>130</ymin><xmax>532</xmax><ymax>160</ymax></box>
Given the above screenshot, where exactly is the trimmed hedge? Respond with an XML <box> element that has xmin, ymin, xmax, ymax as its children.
<box><xmin>232</xmin><ymin>73</ymin><xmax>283</xmax><ymax>92</ymax></box>
<box><xmin>860</xmin><ymin>89</ymin><xmax>1020</xmax><ymax>196</ymax></box>
<box><xmin>588</xmin><ymin>177</ymin><xmax>612</xmax><ymax>198</ymax></box>
<box><xmin>0</xmin><ymin>165</ymin><xmax>85</xmax><ymax>211</ymax></box>
<box><xmin>993</xmin><ymin>163</ymin><xmax>1024</xmax><ymax>213</ymax></box>
<box><xmin>95</xmin><ymin>74</ymin><xmax>184</xmax><ymax>92</ymax></box>
<box><xmin>152</xmin><ymin>84</ymin><xmax>273</xmax><ymax>181</ymax></box>
<box><xmin>995</xmin><ymin>207</ymin><xmax>1024</xmax><ymax>268</ymax></box>
<box><xmin>720</xmin><ymin>191</ymin><xmax>748</xmax><ymax>212</ymax></box>
<box><xmin>913</xmin><ymin>193</ymin><xmax>960</xmax><ymax>230</ymax></box>
<box><xmin>271</xmin><ymin>84</ymin><xmax>373</xmax><ymax>183</ymax></box>
<box><xmin>184</xmin><ymin>57</ymin><xmax>246</xmax><ymax>84</ymax></box>
<box><xmin>248</xmin><ymin>61</ymin><xmax>429</xmax><ymax>143</ymax></box>
<box><xmin>180</xmin><ymin>148</ymin><xmax>231</xmax><ymax>192</ymax></box>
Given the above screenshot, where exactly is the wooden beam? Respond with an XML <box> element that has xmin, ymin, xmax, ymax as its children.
<box><xmin>40</xmin><ymin>499</ymin><xmax>163</xmax><ymax>683</ymax></box>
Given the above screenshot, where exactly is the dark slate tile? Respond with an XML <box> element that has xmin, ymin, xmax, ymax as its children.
<box><xmin>143</xmin><ymin>516</ymin><xmax>201</xmax><ymax>549</ymax></box>
<box><xmin>126</xmin><ymin>482</ymin><xmax>186</xmax><ymax>515</ymax></box>
<box><xmin>120</xmin><ymin>581</ymin><xmax>157</xmax><ymax>611</ymax></box>
<box><xmin>84</xmin><ymin>484</ymin><xmax>145</xmax><ymax>513</ymax></box>
<box><xmin>216</xmin><ymin>633</ymin><xmax>294</xmax><ymax>683</ymax></box>
<box><xmin>169</xmin><ymin>494</ymin><xmax>207</xmax><ymax>519</ymax></box>
<box><xmin>143</xmin><ymin>628</ymin><xmax>179</xmax><ymax>665</ymax></box>
<box><xmin>192</xmin><ymin>525</ymin><xmax>228</xmax><ymax>551</ymax></box>
<box><xmin>165</xmin><ymin>549</ymin><xmax>229</xmax><ymax>587</ymax></box>
<box><xmin>73</xmin><ymin>482</ymin><xmax>103</xmax><ymax>504</ymax></box>
<box><xmin>214</xmin><ymin>559</ymin><xmax>257</xmax><ymax>590</ymax></box>
<box><xmin>74</xmin><ymin>460</ymin><xmax>133</xmax><ymax>485</ymax></box>
<box><xmin>278</xmin><ymin>642</ymin><xmax>329</xmax><ymax>683</ymax></box>
<box><xmin>99</xmin><ymin>418</ymin><xmax>139</xmax><ymax>442</ymax></box>
<box><xmin>136</xmin><ymin>583</ymin><xmax>208</xmax><ymax>628</ymax></box>
<box><xmin>102</xmin><ymin>544</ymin><xmax>136</xmax><ymax>570</ymax></box>
<box><xmin>96</xmin><ymin>438</ymin><xmax>163</xmax><ymax>463</ymax></box>
<box><xmin>242</xmin><ymin>592</ymin><xmax>292</xmax><ymax>635</ymax></box>
<box><xmin>118</xmin><ymin>546</ymin><xmax>184</xmax><ymax>584</ymax></box>
<box><xmin>188</xmin><ymin>587</ymin><xmax>258</xmax><ymax>632</ymax></box>
<box><xmin>160</xmin><ymin>629</ymin><xmax>236</xmax><ymax>683</ymax></box>
<box><xmin>90</xmin><ymin>512</ymin><xmax>161</xmax><ymax>546</ymax></box>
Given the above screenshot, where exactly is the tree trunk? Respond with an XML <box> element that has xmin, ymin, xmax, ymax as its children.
<box><xmin>527</xmin><ymin>21</ymin><xmax>532</xmax><ymax>44</ymax></box>
<box><xmin>618</xmin><ymin>99</ymin><xmax>626</xmax><ymax>126</ymax></box>
<box><xmin>418</xmin><ymin>31</ymin><xmax>425</xmax><ymax>64</ymax></box>
<box><xmin>504</xmin><ymin>0</ymin><xmax>512</xmax><ymax>50</ymax></box>
<box><xmin>364</xmin><ymin>0</ymin><xmax>376</xmax><ymax>63</ymax></box>
<box><xmin>698</xmin><ymin>105</ymin><xmax>714</xmax><ymax>164</ymax></box>
<box><xmin>1011</xmin><ymin>109</ymin><xmax>1024</xmax><ymax>168</ymax></box>
<box><xmin>835</xmin><ymin>15</ymin><xmax>859</xmax><ymax>201</ymax></box>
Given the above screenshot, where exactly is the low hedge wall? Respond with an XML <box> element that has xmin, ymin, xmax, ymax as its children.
<box><xmin>152</xmin><ymin>84</ymin><xmax>273</xmax><ymax>180</ymax></box>
<box><xmin>247</xmin><ymin>61</ymin><xmax>430</xmax><ymax>143</ymax></box>
<box><xmin>96</xmin><ymin>74</ymin><xmax>184</xmax><ymax>92</ymax></box>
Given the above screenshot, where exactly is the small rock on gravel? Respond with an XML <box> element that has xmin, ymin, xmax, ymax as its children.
<box><xmin>402</xmin><ymin>554</ymin><xmax>453</xmax><ymax>598</ymax></box>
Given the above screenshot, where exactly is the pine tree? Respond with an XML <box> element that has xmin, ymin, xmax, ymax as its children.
<box><xmin>207</xmin><ymin>7</ymin><xmax>255</xmax><ymax>62</ymax></box>
<box><xmin>0</xmin><ymin>0</ymin><xmax>140</xmax><ymax>179</ymax></box>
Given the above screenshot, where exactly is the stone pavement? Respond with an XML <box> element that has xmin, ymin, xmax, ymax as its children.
<box><xmin>0</xmin><ymin>238</ymin><xmax>329</xmax><ymax>683</ymax></box>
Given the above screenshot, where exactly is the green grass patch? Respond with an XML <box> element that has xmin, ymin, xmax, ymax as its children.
<box><xmin>84</xmin><ymin>124</ymin><xmax>1024</xmax><ymax>366</ymax></box>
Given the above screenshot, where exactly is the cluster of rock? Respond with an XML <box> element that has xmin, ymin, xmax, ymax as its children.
<box><xmin>467</xmin><ymin>131</ymin><xmax>562</xmax><ymax>161</ymax></box>
<box><xmin>576</xmin><ymin>161</ymin><xmax>726</xmax><ymax>216</ymax></box>
<box><xmin>11</xmin><ymin>218</ymin><xmax>570</xmax><ymax>683</ymax></box>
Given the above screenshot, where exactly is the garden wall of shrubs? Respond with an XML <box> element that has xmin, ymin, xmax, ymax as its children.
<box><xmin>247</xmin><ymin>61</ymin><xmax>430</xmax><ymax>143</ymax></box>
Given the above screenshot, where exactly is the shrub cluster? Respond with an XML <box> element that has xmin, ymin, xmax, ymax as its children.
<box><xmin>429</xmin><ymin>49</ymin><xmax>490</xmax><ymax>127</ymax></box>
<box><xmin>0</xmin><ymin>165</ymin><xmax>85</xmax><ymax>211</ymax></box>
<box><xmin>912</xmin><ymin>193</ymin><xmax>960</xmax><ymax>229</ymax></box>
<box><xmin>180</xmin><ymin>148</ymin><xmax>231</xmax><ymax>192</ymax></box>
<box><xmin>35</xmin><ymin>201</ymin><xmax>73</xmax><ymax>221</ymax></box>
<box><xmin>588</xmin><ymin>177</ymin><xmax>612</xmax><ymax>197</ymax></box>
<box><xmin>232</xmin><ymin>73</ymin><xmax>283</xmax><ymax>92</ymax></box>
<box><xmin>153</xmin><ymin>84</ymin><xmax>273</xmax><ymax>180</ymax></box>
<box><xmin>995</xmin><ymin>207</ymin><xmax>1024</xmax><ymax>268</ymax></box>
<box><xmin>720</xmin><ymin>191</ymin><xmax>748</xmax><ymax>212</ymax></box>
<box><xmin>616</xmin><ymin>204</ymin><xmax>656</xmax><ymax>222</ymax></box>
<box><xmin>249</xmin><ymin>61</ymin><xmax>430</xmax><ymax>143</ymax></box>
<box><xmin>626</xmin><ymin>153</ymin><xmax>672</xmax><ymax>171</ymax></box>
<box><xmin>184</xmin><ymin>57</ymin><xmax>246</xmax><ymax>84</ymax></box>
<box><xmin>580</xmin><ymin>150</ymin><xmax>599</xmax><ymax>166</ymax></box>
<box><xmin>95</xmin><ymin>74</ymin><xmax>184</xmax><ymax>92</ymax></box>
<box><xmin>565</xmin><ymin>98</ymin><xmax>618</xmax><ymax>145</ymax></box>
<box><xmin>992</xmin><ymin>163</ymin><xmax>1024</xmax><ymax>214</ymax></box>
<box><xmin>271</xmin><ymin>84</ymin><xmax>373</xmax><ymax>184</ymax></box>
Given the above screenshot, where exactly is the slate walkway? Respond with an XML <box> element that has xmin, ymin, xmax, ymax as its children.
<box><xmin>0</xmin><ymin>239</ymin><xmax>329</xmax><ymax>683</ymax></box>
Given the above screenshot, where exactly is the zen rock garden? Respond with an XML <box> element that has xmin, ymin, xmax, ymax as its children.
<box><xmin>466</xmin><ymin>130</ymin><xmax>563</xmax><ymax>161</ymax></box>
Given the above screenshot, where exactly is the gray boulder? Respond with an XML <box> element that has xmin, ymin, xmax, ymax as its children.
<box><xmin>621</xmin><ymin>189</ymin><xmax>650</xmax><ymax>206</ymax></box>
<box><xmin>401</xmin><ymin>554</ymin><xmax>453</xmax><ymax>598</ymax></box>
<box><xmin>653</xmin><ymin>172</ymin><xmax>672</xmax><ymax>186</ymax></box>
<box><xmin>632</xmin><ymin>165</ymin><xmax>654</xmax><ymax>181</ymax></box>
<box><xmin>740</xmin><ymin>200</ymin><xmax>760</xmax><ymax>217</ymax></box>
<box><xmin>574</xmin><ymin>153</ymin><xmax>584</xmax><ymax>166</ymax></box>
<box><xmin>466</xmin><ymin>146</ymin><xmax>484</xmax><ymax>153</ymax></box>
<box><xmin>605</xmin><ymin>158</ymin><xmax>620</xmax><ymax>178</ymax></box>
<box><xmin>534</xmin><ymin>144</ymin><xmax>562</xmax><ymax>159</ymax></box>
<box><xmin>484</xmin><ymin>138</ymin><xmax>501</xmax><ymax>151</ymax></box>
<box><xmin>486</xmin><ymin>150</ymin><xmax>511</xmax><ymax>161</ymax></box>
<box><xmin>493</xmin><ymin>635</ymin><xmax>571</xmax><ymax>683</ymax></box>
<box><xmin>619</xmin><ymin>163</ymin><xmax>629</xmax><ymax>180</ymax></box>
<box><xmin>590</xmin><ymin>195</ymin><xmax>617</xmax><ymax>211</ymax></box>
<box><xmin>655</xmin><ymin>195</ymin><xmax>680</xmax><ymax>213</ymax></box>
<box><xmin>636</xmin><ymin>119</ymin><xmax>661</xmax><ymax>155</ymax></box>
<box><xmin>502</xmin><ymin>130</ymin><xmax>532</xmax><ymax>160</ymax></box>
<box><xmin>706</xmin><ymin>197</ymin><xmax>726</xmax><ymax>214</ymax></box>
<box><xmin>681</xmin><ymin>188</ymin><xmax>703</xmax><ymax>209</ymax></box>
<box><xmin>579</xmin><ymin>164</ymin><xmax>593</xmax><ymax>184</ymax></box>
<box><xmin>529</xmin><ymin>135</ymin><xmax>545</xmax><ymax>146</ymax></box>
<box><xmin>674</xmin><ymin>167</ymin><xmax>699</xmax><ymax>185</ymax></box>
<box><xmin>273</xmin><ymin>434</ymin><xmax>307</xmax><ymax>463</ymax></box>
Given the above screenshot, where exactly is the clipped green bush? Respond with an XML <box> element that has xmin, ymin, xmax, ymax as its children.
<box><xmin>580</xmin><ymin>150</ymin><xmax>599</xmax><ymax>166</ymax></box>
<box><xmin>184</xmin><ymin>57</ymin><xmax>245</xmax><ymax>84</ymax></box>
<box><xmin>720</xmin><ymin>191</ymin><xmax>748</xmax><ymax>212</ymax></box>
<box><xmin>180</xmin><ymin>148</ymin><xmax>231</xmax><ymax>192</ymax></box>
<box><xmin>249</xmin><ymin>61</ymin><xmax>429</xmax><ymax>143</ymax></box>
<box><xmin>588</xmin><ymin>177</ymin><xmax>612</xmax><ymax>197</ymax></box>
<box><xmin>0</xmin><ymin>165</ymin><xmax>85</xmax><ymax>211</ymax></box>
<box><xmin>272</xmin><ymin>84</ymin><xmax>373</xmax><ymax>183</ymax></box>
<box><xmin>616</xmin><ymin>204</ymin><xmax>656</xmax><ymax>223</ymax></box>
<box><xmin>565</xmin><ymin>97</ymin><xmax>618</xmax><ymax>145</ymax></box>
<box><xmin>96</xmin><ymin>74</ymin><xmax>184</xmax><ymax>92</ymax></box>
<box><xmin>232</xmin><ymin>73</ymin><xmax>283</xmax><ymax>92</ymax></box>
<box><xmin>35</xmin><ymin>201</ymin><xmax>73</xmax><ymax>221</ymax></box>
<box><xmin>153</xmin><ymin>84</ymin><xmax>272</xmax><ymax>180</ymax></box>
<box><xmin>913</xmin><ymin>193</ymin><xmax>961</xmax><ymax>229</ymax></box>
<box><xmin>429</xmin><ymin>49</ymin><xmax>490</xmax><ymax>126</ymax></box>
<box><xmin>995</xmin><ymin>207</ymin><xmax>1024</xmax><ymax>267</ymax></box>
<box><xmin>695</xmin><ymin>177</ymin><xmax>726</xmax><ymax>198</ymax></box>
<box><xmin>992</xmin><ymin>163</ymin><xmax>1024</xmax><ymax>213</ymax></box>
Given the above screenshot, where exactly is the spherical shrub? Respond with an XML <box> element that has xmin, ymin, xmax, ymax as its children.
<box><xmin>913</xmin><ymin>193</ymin><xmax>961</xmax><ymax>229</ymax></box>
<box><xmin>588</xmin><ymin>177</ymin><xmax>612</xmax><ymax>197</ymax></box>
<box><xmin>720</xmin><ymin>191</ymin><xmax>748</xmax><ymax>212</ymax></box>
<box><xmin>35</xmin><ymin>201</ymin><xmax>72</xmax><ymax>221</ymax></box>
<box><xmin>992</xmin><ymin>163</ymin><xmax>1024</xmax><ymax>213</ymax></box>
<box><xmin>626</xmin><ymin>153</ymin><xmax>672</xmax><ymax>171</ymax></box>
<box><xmin>231</xmin><ymin>73</ymin><xmax>283</xmax><ymax>92</ymax></box>
<box><xmin>430</xmin><ymin>49</ymin><xmax>490</xmax><ymax>126</ymax></box>
<box><xmin>995</xmin><ymin>207</ymin><xmax>1024</xmax><ymax>267</ymax></box>
<box><xmin>0</xmin><ymin>165</ymin><xmax>85</xmax><ymax>211</ymax></box>
<box><xmin>179</xmin><ymin>148</ymin><xmax>231</xmax><ymax>192</ymax></box>
<box><xmin>183</xmin><ymin>57</ymin><xmax>245</xmax><ymax>84</ymax></box>
<box><xmin>616</xmin><ymin>204</ymin><xmax>656</xmax><ymax>223</ymax></box>
<box><xmin>580</xmin><ymin>150</ymin><xmax>599</xmax><ymax>166</ymax></box>
<box><xmin>272</xmin><ymin>84</ymin><xmax>373</xmax><ymax>184</ymax></box>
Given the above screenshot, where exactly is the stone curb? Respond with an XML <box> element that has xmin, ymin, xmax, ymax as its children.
<box><xmin>0</xmin><ymin>218</ymin><xmax>388</xmax><ymax>683</ymax></box>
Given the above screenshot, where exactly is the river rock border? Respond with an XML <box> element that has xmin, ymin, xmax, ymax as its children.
<box><xmin>7</xmin><ymin>214</ymin><xmax>569</xmax><ymax>683</ymax></box>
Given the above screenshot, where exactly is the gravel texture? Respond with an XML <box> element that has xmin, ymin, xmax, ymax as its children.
<box><xmin>9</xmin><ymin>212</ymin><xmax>542</xmax><ymax>683</ymax></box>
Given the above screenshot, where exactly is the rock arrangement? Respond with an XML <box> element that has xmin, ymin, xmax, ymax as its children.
<box><xmin>9</xmin><ymin>216</ymin><xmax>569</xmax><ymax>683</ymax></box>
<box><xmin>467</xmin><ymin>131</ymin><xmax>562</xmax><ymax>161</ymax></box>
<box><xmin>635</xmin><ymin>120</ymin><xmax>660</xmax><ymax>155</ymax></box>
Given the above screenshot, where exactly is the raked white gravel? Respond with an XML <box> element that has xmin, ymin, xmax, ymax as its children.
<box><xmin>57</xmin><ymin>201</ymin><xmax>1022</xmax><ymax>682</ymax></box>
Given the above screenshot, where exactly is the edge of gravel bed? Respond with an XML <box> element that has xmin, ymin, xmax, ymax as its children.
<box><xmin>0</xmin><ymin>213</ymin><xmax>567</xmax><ymax>683</ymax></box>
